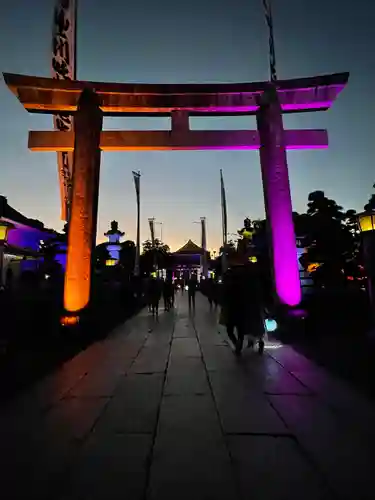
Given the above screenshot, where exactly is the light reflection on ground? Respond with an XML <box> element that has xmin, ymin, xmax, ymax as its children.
<box><xmin>264</xmin><ymin>342</ymin><xmax>283</xmax><ymax>349</ymax></box>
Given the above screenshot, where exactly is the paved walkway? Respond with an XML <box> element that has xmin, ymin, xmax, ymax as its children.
<box><xmin>1</xmin><ymin>293</ymin><xmax>375</xmax><ymax>500</ymax></box>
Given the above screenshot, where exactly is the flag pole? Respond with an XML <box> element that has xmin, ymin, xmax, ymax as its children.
<box><xmin>132</xmin><ymin>171</ymin><xmax>141</xmax><ymax>276</ymax></box>
<box><xmin>201</xmin><ymin>217</ymin><xmax>208</xmax><ymax>279</ymax></box>
<box><xmin>148</xmin><ymin>217</ymin><xmax>157</xmax><ymax>271</ymax></box>
<box><xmin>220</xmin><ymin>169</ymin><xmax>228</xmax><ymax>272</ymax></box>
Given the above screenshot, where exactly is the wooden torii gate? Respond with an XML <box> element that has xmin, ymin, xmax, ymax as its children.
<box><xmin>3</xmin><ymin>71</ymin><xmax>349</xmax><ymax>323</ymax></box>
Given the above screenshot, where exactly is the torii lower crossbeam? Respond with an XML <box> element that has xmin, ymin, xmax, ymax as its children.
<box><xmin>28</xmin><ymin>129</ymin><xmax>328</xmax><ymax>151</ymax></box>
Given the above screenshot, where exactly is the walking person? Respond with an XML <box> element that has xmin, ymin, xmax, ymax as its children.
<box><xmin>169</xmin><ymin>279</ymin><xmax>175</xmax><ymax>309</ymax></box>
<box><xmin>187</xmin><ymin>274</ymin><xmax>198</xmax><ymax>310</ymax></box>
<box><xmin>163</xmin><ymin>278</ymin><xmax>174</xmax><ymax>311</ymax></box>
<box><xmin>149</xmin><ymin>276</ymin><xmax>162</xmax><ymax>319</ymax></box>
<box><xmin>206</xmin><ymin>277</ymin><xmax>214</xmax><ymax>309</ymax></box>
<box><xmin>221</xmin><ymin>255</ymin><xmax>264</xmax><ymax>355</ymax></box>
<box><xmin>146</xmin><ymin>277</ymin><xmax>153</xmax><ymax>312</ymax></box>
<box><xmin>163</xmin><ymin>279</ymin><xmax>169</xmax><ymax>311</ymax></box>
<box><xmin>206</xmin><ymin>277</ymin><xmax>219</xmax><ymax>309</ymax></box>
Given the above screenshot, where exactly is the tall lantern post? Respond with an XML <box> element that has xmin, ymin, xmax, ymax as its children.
<box><xmin>357</xmin><ymin>211</ymin><xmax>375</xmax><ymax>337</ymax></box>
<box><xmin>0</xmin><ymin>221</ymin><xmax>15</xmax><ymax>290</ymax></box>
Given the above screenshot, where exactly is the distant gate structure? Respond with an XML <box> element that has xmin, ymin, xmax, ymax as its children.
<box><xmin>3</xmin><ymin>71</ymin><xmax>349</xmax><ymax>321</ymax></box>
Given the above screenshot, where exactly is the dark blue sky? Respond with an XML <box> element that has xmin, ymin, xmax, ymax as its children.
<box><xmin>1</xmin><ymin>0</ymin><xmax>374</xmax><ymax>250</ymax></box>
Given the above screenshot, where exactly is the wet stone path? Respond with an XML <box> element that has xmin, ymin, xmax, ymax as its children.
<box><xmin>1</xmin><ymin>293</ymin><xmax>375</xmax><ymax>499</ymax></box>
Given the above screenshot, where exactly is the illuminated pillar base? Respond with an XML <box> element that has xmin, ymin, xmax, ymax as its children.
<box><xmin>256</xmin><ymin>85</ymin><xmax>301</xmax><ymax>307</ymax></box>
<box><xmin>63</xmin><ymin>89</ymin><xmax>103</xmax><ymax>319</ymax></box>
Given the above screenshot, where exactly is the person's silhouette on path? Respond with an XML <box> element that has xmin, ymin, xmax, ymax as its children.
<box><xmin>187</xmin><ymin>275</ymin><xmax>198</xmax><ymax>310</ymax></box>
<box><xmin>222</xmin><ymin>257</ymin><xmax>264</xmax><ymax>355</ymax></box>
<box><xmin>149</xmin><ymin>277</ymin><xmax>162</xmax><ymax>318</ymax></box>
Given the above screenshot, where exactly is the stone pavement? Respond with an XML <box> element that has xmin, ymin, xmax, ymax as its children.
<box><xmin>1</xmin><ymin>293</ymin><xmax>375</xmax><ymax>500</ymax></box>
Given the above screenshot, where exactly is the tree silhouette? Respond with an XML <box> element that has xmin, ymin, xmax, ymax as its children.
<box><xmin>298</xmin><ymin>191</ymin><xmax>357</xmax><ymax>287</ymax></box>
<box><xmin>140</xmin><ymin>238</ymin><xmax>172</xmax><ymax>273</ymax></box>
<box><xmin>142</xmin><ymin>239</ymin><xmax>153</xmax><ymax>253</ymax></box>
<box><xmin>364</xmin><ymin>183</ymin><xmax>375</xmax><ymax>211</ymax></box>
<box><xmin>307</xmin><ymin>190</ymin><xmax>344</xmax><ymax>218</ymax></box>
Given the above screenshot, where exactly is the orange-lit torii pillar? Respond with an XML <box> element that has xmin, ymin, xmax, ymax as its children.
<box><xmin>63</xmin><ymin>89</ymin><xmax>103</xmax><ymax>323</ymax></box>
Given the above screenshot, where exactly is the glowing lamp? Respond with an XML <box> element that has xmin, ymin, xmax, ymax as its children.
<box><xmin>357</xmin><ymin>211</ymin><xmax>375</xmax><ymax>233</ymax></box>
<box><xmin>307</xmin><ymin>262</ymin><xmax>321</xmax><ymax>273</ymax></box>
<box><xmin>61</xmin><ymin>315</ymin><xmax>80</xmax><ymax>326</ymax></box>
<box><xmin>249</xmin><ymin>256</ymin><xmax>257</xmax><ymax>263</ymax></box>
<box><xmin>265</xmin><ymin>318</ymin><xmax>278</xmax><ymax>332</ymax></box>
<box><xmin>0</xmin><ymin>221</ymin><xmax>15</xmax><ymax>243</ymax></box>
<box><xmin>0</xmin><ymin>221</ymin><xmax>15</xmax><ymax>288</ymax></box>
<box><xmin>105</xmin><ymin>259</ymin><xmax>117</xmax><ymax>266</ymax></box>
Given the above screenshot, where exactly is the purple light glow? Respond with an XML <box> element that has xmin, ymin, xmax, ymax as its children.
<box><xmin>167</xmin><ymin>144</ymin><xmax>328</xmax><ymax>151</ymax></box>
<box><xmin>6</xmin><ymin>223</ymin><xmax>54</xmax><ymax>251</ymax></box>
<box><xmin>257</xmin><ymin>89</ymin><xmax>302</xmax><ymax>307</ymax></box>
<box><xmin>188</xmin><ymin>101</ymin><xmax>335</xmax><ymax>114</ymax></box>
<box><xmin>271</xmin><ymin>197</ymin><xmax>302</xmax><ymax>306</ymax></box>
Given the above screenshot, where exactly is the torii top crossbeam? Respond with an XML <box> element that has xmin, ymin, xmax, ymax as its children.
<box><xmin>3</xmin><ymin>72</ymin><xmax>348</xmax><ymax>116</ymax></box>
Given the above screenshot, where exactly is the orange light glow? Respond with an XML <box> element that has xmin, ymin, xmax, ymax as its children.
<box><xmin>61</xmin><ymin>315</ymin><xmax>79</xmax><ymax>326</ymax></box>
<box><xmin>307</xmin><ymin>263</ymin><xmax>321</xmax><ymax>273</ymax></box>
<box><xmin>358</xmin><ymin>213</ymin><xmax>375</xmax><ymax>232</ymax></box>
<box><xmin>64</xmin><ymin>224</ymin><xmax>91</xmax><ymax>312</ymax></box>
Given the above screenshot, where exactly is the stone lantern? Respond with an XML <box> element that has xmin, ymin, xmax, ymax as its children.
<box><xmin>104</xmin><ymin>221</ymin><xmax>125</xmax><ymax>265</ymax></box>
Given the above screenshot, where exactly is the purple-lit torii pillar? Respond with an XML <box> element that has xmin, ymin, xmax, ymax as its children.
<box><xmin>257</xmin><ymin>85</ymin><xmax>301</xmax><ymax>307</ymax></box>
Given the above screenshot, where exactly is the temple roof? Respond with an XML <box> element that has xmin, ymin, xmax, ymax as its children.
<box><xmin>173</xmin><ymin>240</ymin><xmax>204</xmax><ymax>255</ymax></box>
<box><xmin>0</xmin><ymin>195</ymin><xmax>56</xmax><ymax>233</ymax></box>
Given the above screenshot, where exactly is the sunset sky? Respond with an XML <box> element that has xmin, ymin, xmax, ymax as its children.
<box><xmin>1</xmin><ymin>0</ymin><xmax>374</xmax><ymax>251</ymax></box>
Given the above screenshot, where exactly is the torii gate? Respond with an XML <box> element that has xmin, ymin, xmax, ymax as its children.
<box><xmin>3</xmin><ymin>71</ymin><xmax>349</xmax><ymax>323</ymax></box>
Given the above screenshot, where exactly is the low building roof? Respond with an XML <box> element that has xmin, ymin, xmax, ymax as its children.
<box><xmin>0</xmin><ymin>195</ymin><xmax>57</xmax><ymax>235</ymax></box>
<box><xmin>173</xmin><ymin>240</ymin><xmax>204</xmax><ymax>255</ymax></box>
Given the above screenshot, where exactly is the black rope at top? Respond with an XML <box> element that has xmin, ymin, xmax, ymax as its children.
<box><xmin>262</xmin><ymin>0</ymin><xmax>277</xmax><ymax>82</ymax></box>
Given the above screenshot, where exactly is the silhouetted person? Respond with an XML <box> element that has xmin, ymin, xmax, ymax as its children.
<box><xmin>222</xmin><ymin>259</ymin><xmax>264</xmax><ymax>355</ymax></box>
<box><xmin>206</xmin><ymin>277</ymin><xmax>218</xmax><ymax>309</ymax></box>
<box><xmin>146</xmin><ymin>277</ymin><xmax>153</xmax><ymax>312</ymax></box>
<box><xmin>169</xmin><ymin>279</ymin><xmax>175</xmax><ymax>308</ymax></box>
<box><xmin>163</xmin><ymin>279</ymin><xmax>174</xmax><ymax>311</ymax></box>
<box><xmin>148</xmin><ymin>277</ymin><xmax>162</xmax><ymax>318</ymax></box>
<box><xmin>187</xmin><ymin>275</ymin><xmax>198</xmax><ymax>309</ymax></box>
